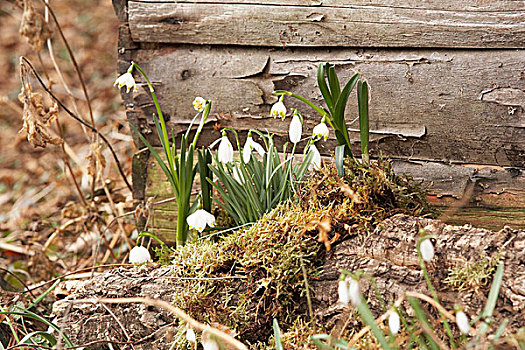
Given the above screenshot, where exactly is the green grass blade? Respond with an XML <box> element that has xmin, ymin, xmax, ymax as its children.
<box><xmin>480</xmin><ymin>261</ymin><xmax>504</xmax><ymax>335</ymax></box>
<box><xmin>407</xmin><ymin>297</ymin><xmax>440</xmax><ymax>350</ymax></box>
<box><xmin>355</xmin><ymin>300</ymin><xmax>392</xmax><ymax>350</ymax></box>
<box><xmin>273</xmin><ymin>319</ymin><xmax>283</xmax><ymax>350</ymax></box>
<box><xmin>18</xmin><ymin>331</ymin><xmax>57</xmax><ymax>346</ymax></box>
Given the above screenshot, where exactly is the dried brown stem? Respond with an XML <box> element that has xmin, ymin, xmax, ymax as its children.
<box><xmin>20</xmin><ymin>56</ymin><xmax>132</xmax><ymax>193</ymax></box>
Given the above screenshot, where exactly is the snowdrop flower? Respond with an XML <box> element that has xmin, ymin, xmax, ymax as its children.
<box><xmin>192</xmin><ymin>96</ymin><xmax>206</xmax><ymax>112</ymax></box>
<box><xmin>187</xmin><ymin>209</ymin><xmax>216</xmax><ymax>232</ymax></box>
<box><xmin>338</xmin><ymin>276</ymin><xmax>361</xmax><ymax>306</ymax></box>
<box><xmin>242</xmin><ymin>134</ymin><xmax>265</xmax><ymax>163</ymax></box>
<box><xmin>338</xmin><ymin>279</ymin><xmax>350</xmax><ymax>305</ymax></box>
<box><xmin>348</xmin><ymin>278</ymin><xmax>361</xmax><ymax>306</ymax></box>
<box><xmin>312</xmin><ymin>118</ymin><xmax>329</xmax><ymax>141</ymax></box>
<box><xmin>420</xmin><ymin>238</ymin><xmax>435</xmax><ymax>262</ymax></box>
<box><xmin>202</xmin><ymin>338</ymin><xmax>219</xmax><ymax>350</ymax></box>
<box><xmin>232</xmin><ymin>166</ymin><xmax>245</xmax><ymax>184</ymax></box>
<box><xmin>114</xmin><ymin>64</ymin><xmax>137</xmax><ymax>93</ymax></box>
<box><xmin>201</xmin><ymin>331</ymin><xmax>219</xmax><ymax>350</ymax></box>
<box><xmin>388</xmin><ymin>310</ymin><xmax>401</xmax><ymax>335</ymax></box>
<box><xmin>308</xmin><ymin>143</ymin><xmax>322</xmax><ymax>171</ymax></box>
<box><xmin>455</xmin><ymin>310</ymin><xmax>470</xmax><ymax>335</ymax></box>
<box><xmin>186</xmin><ymin>328</ymin><xmax>196</xmax><ymax>343</ymax></box>
<box><xmin>289</xmin><ymin>111</ymin><xmax>302</xmax><ymax>144</ymax></box>
<box><xmin>218</xmin><ymin>133</ymin><xmax>234</xmax><ymax>164</ymax></box>
<box><xmin>270</xmin><ymin>96</ymin><xmax>287</xmax><ymax>119</ymax></box>
<box><xmin>129</xmin><ymin>246</ymin><xmax>151</xmax><ymax>264</ymax></box>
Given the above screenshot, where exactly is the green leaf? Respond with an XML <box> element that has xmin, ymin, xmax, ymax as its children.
<box><xmin>317</xmin><ymin>63</ymin><xmax>334</xmax><ymax>113</ymax></box>
<box><xmin>407</xmin><ymin>297</ymin><xmax>440</xmax><ymax>350</ymax></box>
<box><xmin>335</xmin><ymin>145</ymin><xmax>345</xmax><ymax>177</ymax></box>
<box><xmin>479</xmin><ymin>261</ymin><xmax>504</xmax><ymax>335</ymax></box>
<box><xmin>273</xmin><ymin>319</ymin><xmax>283</xmax><ymax>350</ymax></box>
<box><xmin>357</xmin><ymin>79</ymin><xmax>370</xmax><ymax>166</ymax></box>
<box><xmin>18</xmin><ymin>331</ymin><xmax>57</xmax><ymax>346</ymax></box>
<box><xmin>327</xmin><ymin>64</ymin><xmax>341</xmax><ymax>101</ymax></box>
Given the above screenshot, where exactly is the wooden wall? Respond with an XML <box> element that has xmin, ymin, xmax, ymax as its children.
<box><xmin>113</xmin><ymin>0</ymin><xmax>525</xmax><ymax>240</ymax></box>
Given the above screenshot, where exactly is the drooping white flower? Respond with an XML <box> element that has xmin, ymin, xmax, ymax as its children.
<box><xmin>388</xmin><ymin>310</ymin><xmax>401</xmax><ymax>335</ymax></box>
<box><xmin>218</xmin><ymin>135</ymin><xmax>234</xmax><ymax>164</ymax></box>
<box><xmin>242</xmin><ymin>135</ymin><xmax>265</xmax><ymax>163</ymax></box>
<box><xmin>420</xmin><ymin>238</ymin><xmax>435</xmax><ymax>262</ymax></box>
<box><xmin>201</xmin><ymin>330</ymin><xmax>219</xmax><ymax>350</ymax></box>
<box><xmin>312</xmin><ymin>122</ymin><xmax>329</xmax><ymax>141</ymax></box>
<box><xmin>308</xmin><ymin>143</ymin><xmax>322</xmax><ymax>171</ymax></box>
<box><xmin>192</xmin><ymin>97</ymin><xmax>206</xmax><ymax>112</ymax></box>
<box><xmin>114</xmin><ymin>71</ymin><xmax>137</xmax><ymax>93</ymax></box>
<box><xmin>348</xmin><ymin>278</ymin><xmax>361</xmax><ymax>306</ymax></box>
<box><xmin>202</xmin><ymin>338</ymin><xmax>219</xmax><ymax>350</ymax></box>
<box><xmin>186</xmin><ymin>328</ymin><xmax>196</xmax><ymax>343</ymax></box>
<box><xmin>338</xmin><ymin>279</ymin><xmax>350</xmax><ymax>306</ymax></box>
<box><xmin>289</xmin><ymin>113</ymin><xmax>302</xmax><ymax>144</ymax></box>
<box><xmin>129</xmin><ymin>246</ymin><xmax>151</xmax><ymax>264</ymax></box>
<box><xmin>232</xmin><ymin>166</ymin><xmax>245</xmax><ymax>184</ymax></box>
<box><xmin>456</xmin><ymin>311</ymin><xmax>470</xmax><ymax>335</ymax></box>
<box><xmin>187</xmin><ymin>209</ymin><xmax>215</xmax><ymax>233</ymax></box>
<box><xmin>270</xmin><ymin>97</ymin><xmax>287</xmax><ymax>119</ymax></box>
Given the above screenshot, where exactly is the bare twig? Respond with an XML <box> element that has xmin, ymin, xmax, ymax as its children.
<box><xmin>100</xmin><ymin>303</ymin><xmax>137</xmax><ymax>350</ymax></box>
<box><xmin>20</xmin><ymin>56</ymin><xmax>132</xmax><ymax>192</ymax></box>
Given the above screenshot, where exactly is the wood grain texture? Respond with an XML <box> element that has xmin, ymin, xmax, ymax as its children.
<box><xmin>121</xmin><ymin>45</ymin><xmax>524</xmax><ymax>168</ymax></box>
<box><xmin>127</xmin><ymin>1</ymin><xmax>525</xmax><ymax>48</ymax></box>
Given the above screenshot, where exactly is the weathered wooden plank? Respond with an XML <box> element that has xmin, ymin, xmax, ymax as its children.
<box><xmin>140</xmin><ymin>0</ymin><xmax>524</xmax><ymax>12</ymax></box>
<box><xmin>123</xmin><ymin>45</ymin><xmax>524</xmax><ymax>168</ymax></box>
<box><xmin>127</xmin><ymin>1</ymin><xmax>525</xmax><ymax>48</ymax></box>
<box><xmin>140</xmin><ymin>150</ymin><xmax>525</xmax><ymax>243</ymax></box>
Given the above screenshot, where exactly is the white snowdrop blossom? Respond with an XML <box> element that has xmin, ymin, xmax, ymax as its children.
<box><xmin>308</xmin><ymin>143</ymin><xmax>322</xmax><ymax>171</ymax></box>
<box><xmin>338</xmin><ymin>277</ymin><xmax>361</xmax><ymax>306</ymax></box>
<box><xmin>270</xmin><ymin>97</ymin><xmax>287</xmax><ymax>119</ymax></box>
<box><xmin>312</xmin><ymin>121</ymin><xmax>329</xmax><ymax>141</ymax></box>
<box><xmin>289</xmin><ymin>113</ymin><xmax>302</xmax><ymax>144</ymax></box>
<box><xmin>218</xmin><ymin>135</ymin><xmax>234</xmax><ymax>164</ymax></box>
<box><xmin>232</xmin><ymin>166</ymin><xmax>245</xmax><ymax>184</ymax></box>
<box><xmin>192</xmin><ymin>96</ymin><xmax>206</xmax><ymax>112</ymax></box>
<box><xmin>420</xmin><ymin>238</ymin><xmax>435</xmax><ymax>262</ymax></box>
<box><xmin>114</xmin><ymin>69</ymin><xmax>137</xmax><ymax>93</ymax></box>
<box><xmin>129</xmin><ymin>246</ymin><xmax>151</xmax><ymax>264</ymax></box>
<box><xmin>338</xmin><ymin>279</ymin><xmax>350</xmax><ymax>305</ymax></box>
<box><xmin>243</xmin><ymin>136</ymin><xmax>265</xmax><ymax>163</ymax></box>
<box><xmin>388</xmin><ymin>310</ymin><xmax>401</xmax><ymax>335</ymax></box>
<box><xmin>456</xmin><ymin>311</ymin><xmax>470</xmax><ymax>335</ymax></box>
<box><xmin>187</xmin><ymin>209</ymin><xmax>216</xmax><ymax>232</ymax></box>
<box><xmin>348</xmin><ymin>278</ymin><xmax>361</xmax><ymax>306</ymax></box>
<box><xmin>202</xmin><ymin>339</ymin><xmax>219</xmax><ymax>350</ymax></box>
<box><xmin>186</xmin><ymin>328</ymin><xmax>196</xmax><ymax>343</ymax></box>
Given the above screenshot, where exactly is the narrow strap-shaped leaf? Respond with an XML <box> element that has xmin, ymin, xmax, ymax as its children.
<box><xmin>335</xmin><ymin>144</ymin><xmax>345</xmax><ymax>177</ymax></box>
<box><xmin>317</xmin><ymin>63</ymin><xmax>334</xmax><ymax>114</ymax></box>
<box><xmin>327</xmin><ymin>64</ymin><xmax>341</xmax><ymax>101</ymax></box>
<box><xmin>333</xmin><ymin>72</ymin><xmax>359</xmax><ymax>129</ymax></box>
<box><xmin>357</xmin><ymin>79</ymin><xmax>370</xmax><ymax>166</ymax></box>
<box><xmin>129</xmin><ymin>123</ymin><xmax>179</xmax><ymax>197</ymax></box>
<box><xmin>273</xmin><ymin>319</ymin><xmax>283</xmax><ymax>350</ymax></box>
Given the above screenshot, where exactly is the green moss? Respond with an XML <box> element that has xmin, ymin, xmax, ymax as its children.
<box><xmin>444</xmin><ymin>254</ymin><xmax>502</xmax><ymax>292</ymax></box>
<box><xmin>164</xmin><ymin>157</ymin><xmax>433</xmax><ymax>347</ymax></box>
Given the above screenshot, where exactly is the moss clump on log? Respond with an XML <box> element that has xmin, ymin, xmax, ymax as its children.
<box><xmin>162</xmin><ymin>158</ymin><xmax>433</xmax><ymax>347</ymax></box>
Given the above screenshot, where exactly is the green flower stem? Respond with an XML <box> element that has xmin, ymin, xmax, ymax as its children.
<box><xmin>273</xmin><ymin>90</ymin><xmax>329</xmax><ymax>119</ymax></box>
<box><xmin>417</xmin><ymin>237</ymin><xmax>456</xmax><ymax>348</ymax></box>
<box><xmin>132</xmin><ymin>62</ymin><xmax>174</xmax><ymax>170</ymax></box>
